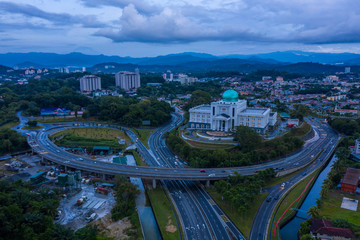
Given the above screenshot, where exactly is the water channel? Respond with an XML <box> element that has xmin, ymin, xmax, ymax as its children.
<box><xmin>126</xmin><ymin>155</ymin><xmax>162</xmax><ymax>240</ymax></box>
<box><xmin>280</xmin><ymin>154</ymin><xmax>337</xmax><ymax>239</ymax></box>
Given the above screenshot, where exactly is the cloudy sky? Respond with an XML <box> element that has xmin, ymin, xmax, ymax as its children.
<box><xmin>1</xmin><ymin>0</ymin><xmax>360</xmax><ymax>57</ymax></box>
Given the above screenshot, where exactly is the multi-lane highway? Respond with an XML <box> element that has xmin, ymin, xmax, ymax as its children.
<box><xmin>249</xmin><ymin>118</ymin><xmax>339</xmax><ymax>240</ymax></box>
<box><xmin>148</xmin><ymin>111</ymin><xmax>244</xmax><ymax>240</ymax></box>
<box><xmin>18</xmin><ymin>112</ymin><xmax>338</xmax><ymax>240</ymax></box>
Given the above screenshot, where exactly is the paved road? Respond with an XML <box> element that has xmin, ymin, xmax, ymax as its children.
<box><xmin>249</xmin><ymin>118</ymin><xmax>339</xmax><ymax>240</ymax></box>
<box><xmin>148</xmin><ymin>111</ymin><xmax>244</xmax><ymax>240</ymax></box>
<box><xmin>17</xmin><ymin>112</ymin><xmax>336</xmax><ymax>240</ymax></box>
<box><xmin>26</xmin><ymin>118</ymin><xmax>332</xmax><ymax>181</ymax></box>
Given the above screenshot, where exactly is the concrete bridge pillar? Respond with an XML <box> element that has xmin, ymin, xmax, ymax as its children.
<box><xmin>64</xmin><ymin>166</ymin><xmax>68</xmax><ymax>172</ymax></box>
<box><xmin>206</xmin><ymin>180</ymin><xmax>210</xmax><ymax>188</ymax></box>
<box><xmin>152</xmin><ymin>179</ymin><xmax>157</xmax><ymax>189</ymax></box>
<box><xmin>102</xmin><ymin>174</ymin><xmax>106</xmax><ymax>180</ymax></box>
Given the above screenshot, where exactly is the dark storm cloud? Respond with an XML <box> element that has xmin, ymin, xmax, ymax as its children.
<box><xmin>0</xmin><ymin>1</ymin><xmax>106</xmax><ymax>28</ymax></box>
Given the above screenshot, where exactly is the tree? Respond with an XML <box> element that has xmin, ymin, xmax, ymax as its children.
<box><xmin>233</xmin><ymin>126</ymin><xmax>262</xmax><ymax>152</ymax></box>
<box><xmin>300</xmin><ymin>234</ymin><xmax>314</xmax><ymax>240</ymax></box>
<box><xmin>52</xmin><ymin>224</ymin><xmax>75</xmax><ymax>240</ymax></box>
<box><xmin>307</xmin><ymin>206</ymin><xmax>319</xmax><ymax>218</ymax></box>
<box><xmin>27</xmin><ymin>120</ymin><xmax>38</xmax><ymax>127</ymax></box>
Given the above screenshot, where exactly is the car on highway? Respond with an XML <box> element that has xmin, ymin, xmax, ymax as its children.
<box><xmin>254</xmin><ymin>170</ymin><xmax>259</xmax><ymax>173</ymax></box>
<box><xmin>294</xmin><ymin>162</ymin><xmax>299</xmax><ymax>166</ymax></box>
<box><xmin>281</xmin><ymin>183</ymin><xmax>286</xmax><ymax>189</ymax></box>
<box><xmin>200</xmin><ymin>169</ymin><xmax>206</xmax><ymax>173</ymax></box>
<box><xmin>78</xmin><ymin>158</ymin><xmax>83</xmax><ymax>161</ymax></box>
<box><xmin>208</xmin><ymin>174</ymin><xmax>215</xmax><ymax>177</ymax></box>
<box><xmin>56</xmin><ymin>150</ymin><xmax>60</xmax><ymax>153</ymax></box>
<box><xmin>266</xmin><ymin>196</ymin><xmax>272</xmax><ymax>202</ymax></box>
<box><xmin>302</xmin><ymin>172</ymin><xmax>307</xmax><ymax>176</ymax></box>
<box><xmin>274</xmin><ymin>194</ymin><xmax>279</xmax><ymax>200</ymax></box>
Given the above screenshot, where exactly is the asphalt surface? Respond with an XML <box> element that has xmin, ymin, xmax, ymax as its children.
<box><xmin>148</xmin><ymin>110</ymin><xmax>244</xmax><ymax>240</ymax></box>
<box><xmin>249</xmin><ymin>118</ymin><xmax>339</xmax><ymax>240</ymax></box>
<box><xmin>17</xmin><ymin>111</ymin><xmax>337</xmax><ymax>240</ymax></box>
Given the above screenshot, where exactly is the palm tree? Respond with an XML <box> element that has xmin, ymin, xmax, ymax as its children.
<box><xmin>307</xmin><ymin>206</ymin><xmax>319</xmax><ymax>218</ymax></box>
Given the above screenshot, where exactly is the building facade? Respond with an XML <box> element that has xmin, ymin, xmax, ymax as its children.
<box><xmin>79</xmin><ymin>75</ymin><xmax>101</xmax><ymax>92</ymax></box>
<box><xmin>189</xmin><ymin>90</ymin><xmax>277</xmax><ymax>133</ymax></box>
<box><xmin>115</xmin><ymin>68</ymin><xmax>140</xmax><ymax>90</ymax></box>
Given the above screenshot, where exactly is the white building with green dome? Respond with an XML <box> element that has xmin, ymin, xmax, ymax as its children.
<box><xmin>189</xmin><ymin>89</ymin><xmax>277</xmax><ymax>133</ymax></box>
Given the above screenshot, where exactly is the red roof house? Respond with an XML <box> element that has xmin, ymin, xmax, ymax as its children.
<box><xmin>310</xmin><ymin>219</ymin><xmax>354</xmax><ymax>240</ymax></box>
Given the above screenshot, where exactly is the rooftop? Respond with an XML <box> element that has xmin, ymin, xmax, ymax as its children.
<box><xmin>189</xmin><ymin>104</ymin><xmax>211</xmax><ymax>112</ymax></box>
<box><xmin>342</xmin><ymin>168</ymin><xmax>360</xmax><ymax>186</ymax></box>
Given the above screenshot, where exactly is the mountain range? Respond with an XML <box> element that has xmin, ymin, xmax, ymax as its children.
<box><xmin>1</xmin><ymin>51</ymin><xmax>360</xmax><ymax>74</ymax></box>
<box><xmin>1</xmin><ymin>51</ymin><xmax>360</xmax><ymax>68</ymax></box>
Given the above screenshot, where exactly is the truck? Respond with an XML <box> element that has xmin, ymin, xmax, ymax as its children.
<box><xmin>174</xmin><ymin>161</ymin><xmax>178</xmax><ymax>167</ymax></box>
<box><xmin>76</xmin><ymin>196</ymin><xmax>87</xmax><ymax>206</ymax></box>
<box><xmin>86</xmin><ymin>213</ymin><xmax>97</xmax><ymax>222</ymax></box>
<box><xmin>96</xmin><ymin>187</ymin><xmax>109</xmax><ymax>195</ymax></box>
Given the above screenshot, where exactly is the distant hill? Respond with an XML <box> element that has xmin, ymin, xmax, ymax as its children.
<box><xmin>89</xmin><ymin>59</ymin><xmax>360</xmax><ymax>74</ymax></box>
<box><xmin>1</xmin><ymin>51</ymin><xmax>360</xmax><ymax>69</ymax></box>
<box><xmin>0</xmin><ymin>64</ymin><xmax>12</xmax><ymax>73</ymax></box>
<box><xmin>1</xmin><ymin>51</ymin><xmax>360</xmax><ymax>75</ymax></box>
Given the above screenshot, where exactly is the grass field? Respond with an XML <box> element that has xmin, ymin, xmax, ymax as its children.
<box><xmin>0</xmin><ymin>121</ymin><xmax>19</xmax><ymax>130</ymax></box>
<box><xmin>131</xmin><ymin>128</ymin><xmax>155</xmax><ymax>148</ymax></box>
<box><xmin>129</xmin><ymin>150</ymin><xmax>147</xmax><ymax>166</ymax></box>
<box><xmin>207</xmin><ymin>188</ymin><xmax>268</xmax><ymax>238</ymax></box>
<box><xmin>269</xmin><ymin>169</ymin><xmax>320</xmax><ymax>239</ymax></box>
<box><xmin>184</xmin><ymin>139</ymin><xmax>234</xmax><ymax>150</ymax></box>
<box><xmin>51</xmin><ymin>127</ymin><xmax>130</xmax><ymax>148</ymax></box>
<box><xmin>36</xmin><ymin>116</ymin><xmax>98</xmax><ymax>123</ymax></box>
<box><xmin>22</xmin><ymin>125</ymin><xmax>44</xmax><ymax>130</ymax></box>
<box><xmin>264</xmin><ymin>168</ymin><xmax>305</xmax><ymax>188</ymax></box>
<box><xmin>147</xmin><ymin>186</ymin><xmax>181</xmax><ymax>240</ymax></box>
<box><xmin>318</xmin><ymin>190</ymin><xmax>360</xmax><ymax>226</ymax></box>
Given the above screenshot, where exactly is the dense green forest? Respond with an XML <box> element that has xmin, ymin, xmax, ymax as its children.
<box><xmin>215</xmin><ymin>168</ymin><xmax>275</xmax><ymax>213</ymax></box>
<box><xmin>0</xmin><ymin>180</ymin><xmax>61</xmax><ymax>240</ymax></box>
<box><xmin>0</xmin><ymin>78</ymin><xmax>173</xmax><ymax>127</ymax></box>
<box><xmin>137</xmin><ymin>81</ymin><xmax>222</xmax><ymax>99</ymax></box>
<box><xmin>87</xmin><ymin>96</ymin><xmax>172</xmax><ymax>127</ymax></box>
<box><xmin>328</xmin><ymin>118</ymin><xmax>360</xmax><ymax>136</ymax></box>
<box><xmin>166</xmin><ymin>125</ymin><xmax>306</xmax><ymax>168</ymax></box>
<box><xmin>0</xmin><ymin>129</ymin><xmax>29</xmax><ymax>154</ymax></box>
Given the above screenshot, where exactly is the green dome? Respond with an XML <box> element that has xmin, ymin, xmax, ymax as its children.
<box><xmin>222</xmin><ymin>89</ymin><xmax>238</xmax><ymax>102</ymax></box>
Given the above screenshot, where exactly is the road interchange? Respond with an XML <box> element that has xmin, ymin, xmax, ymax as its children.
<box><xmin>20</xmin><ymin>112</ymin><xmax>338</xmax><ymax>240</ymax></box>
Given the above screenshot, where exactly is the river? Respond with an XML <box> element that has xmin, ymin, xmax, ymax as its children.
<box><xmin>126</xmin><ymin>155</ymin><xmax>162</xmax><ymax>240</ymax></box>
<box><xmin>280</xmin><ymin>154</ymin><xmax>337</xmax><ymax>239</ymax></box>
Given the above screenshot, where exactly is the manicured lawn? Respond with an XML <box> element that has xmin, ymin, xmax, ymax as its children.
<box><xmin>184</xmin><ymin>139</ymin><xmax>234</xmax><ymax>150</ymax></box>
<box><xmin>269</xmin><ymin>169</ymin><xmax>320</xmax><ymax>239</ymax></box>
<box><xmin>207</xmin><ymin>188</ymin><xmax>268</xmax><ymax>239</ymax></box>
<box><xmin>0</xmin><ymin>121</ymin><xmax>19</xmax><ymax>130</ymax></box>
<box><xmin>130</xmin><ymin>128</ymin><xmax>155</xmax><ymax>148</ymax></box>
<box><xmin>22</xmin><ymin>125</ymin><xmax>44</xmax><ymax>130</ymax></box>
<box><xmin>264</xmin><ymin>168</ymin><xmax>304</xmax><ymax>188</ymax></box>
<box><xmin>51</xmin><ymin>127</ymin><xmax>130</xmax><ymax>148</ymax></box>
<box><xmin>318</xmin><ymin>190</ymin><xmax>360</xmax><ymax>226</ymax></box>
<box><xmin>147</xmin><ymin>186</ymin><xmax>181</xmax><ymax>240</ymax></box>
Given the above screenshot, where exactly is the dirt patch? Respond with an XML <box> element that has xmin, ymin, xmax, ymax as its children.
<box><xmin>165</xmin><ymin>216</ymin><xmax>177</xmax><ymax>233</ymax></box>
<box><xmin>92</xmin><ymin>214</ymin><xmax>132</xmax><ymax>239</ymax></box>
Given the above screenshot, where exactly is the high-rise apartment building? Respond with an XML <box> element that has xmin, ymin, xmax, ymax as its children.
<box><xmin>115</xmin><ymin>68</ymin><xmax>140</xmax><ymax>90</ymax></box>
<box><xmin>79</xmin><ymin>75</ymin><xmax>101</xmax><ymax>92</ymax></box>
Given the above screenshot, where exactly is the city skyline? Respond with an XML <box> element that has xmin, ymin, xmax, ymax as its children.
<box><xmin>1</xmin><ymin>0</ymin><xmax>360</xmax><ymax>57</ymax></box>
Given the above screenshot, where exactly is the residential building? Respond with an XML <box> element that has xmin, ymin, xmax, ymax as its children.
<box><xmin>79</xmin><ymin>75</ymin><xmax>101</xmax><ymax>92</ymax></box>
<box><xmin>310</xmin><ymin>219</ymin><xmax>354</xmax><ymax>240</ymax></box>
<box><xmin>115</xmin><ymin>68</ymin><xmax>140</xmax><ymax>90</ymax></box>
<box><xmin>340</xmin><ymin>168</ymin><xmax>360</xmax><ymax>193</ymax></box>
<box><xmin>189</xmin><ymin>89</ymin><xmax>277</xmax><ymax>133</ymax></box>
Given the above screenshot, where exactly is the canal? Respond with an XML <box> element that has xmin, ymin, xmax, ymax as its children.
<box><xmin>127</xmin><ymin>155</ymin><xmax>162</xmax><ymax>240</ymax></box>
<box><xmin>280</xmin><ymin>154</ymin><xmax>337</xmax><ymax>239</ymax></box>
